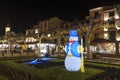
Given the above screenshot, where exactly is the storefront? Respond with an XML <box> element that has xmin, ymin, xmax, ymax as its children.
<box><xmin>26</xmin><ymin>43</ymin><xmax>56</xmax><ymax>56</ymax></box>
<box><xmin>91</xmin><ymin>39</ymin><xmax>120</xmax><ymax>58</ymax></box>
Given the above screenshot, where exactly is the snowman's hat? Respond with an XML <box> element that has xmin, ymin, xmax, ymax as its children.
<box><xmin>68</xmin><ymin>30</ymin><xmax>80</xmax><ymax>38</ymax></box>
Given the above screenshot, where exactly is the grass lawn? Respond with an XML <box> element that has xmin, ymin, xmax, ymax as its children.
<box><xmin>0</xmin><ymin>59</ymin><xmax>104</xmax><ymax>80</ymax></box>
<box><xmin>85</xmin><ymin>61</ymin><xmax>120</xmax><ymax>69</ymax></box>
<box><xmin>31</xmin><ymin>65</ymin><xmax>103</xmax><ymax>80</ymax></box>
<box><xmin>0</xmin><ymin>75</ymin><xmax>8</xmax><ymax>80</ymax></box>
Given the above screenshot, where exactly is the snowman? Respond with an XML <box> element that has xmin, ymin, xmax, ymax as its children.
<box><xmin>64</xmin><ymin>30</ymin><xmax>84</xmax><ymax>71</ymax></box>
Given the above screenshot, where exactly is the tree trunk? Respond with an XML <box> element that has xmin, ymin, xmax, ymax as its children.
<box><xmin>86</xmin><ymin>31</ymin><xmax>91</xmax><ymax>59</ymax></box>
<box><xmin>58</xmin><ymin>31</ymin><xmax>61</xmax><ymax>56</ymax></box>
<box><xmin>87</xmin><ymin>43</ymin><xmax>90</xmax><ymax>59</ymax></box>
<box><xmin>116</xmin><ymin>43</ymin><xmax>119</xmax><ymax>55</ymax></box>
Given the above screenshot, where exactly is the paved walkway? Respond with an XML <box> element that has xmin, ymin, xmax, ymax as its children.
<box><xmin>0</xmin><ymin>52</ymin><xmax>37</xmax><ymax>58</ymax></box>
<box><xmin>85</xmin><ymin>58</ymin><xmax>120</xmax><ymax>65</ymax></box>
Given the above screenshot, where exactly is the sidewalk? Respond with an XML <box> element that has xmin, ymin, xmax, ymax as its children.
<box><xmin>0</xmin><ymin>52</ymin><xmax>38</xmax><ymax>59</ymax></box>
<box><xmin>85</xmin><ymin>58</ymin><xmax>120</xmax><ymax>65</ymax></box>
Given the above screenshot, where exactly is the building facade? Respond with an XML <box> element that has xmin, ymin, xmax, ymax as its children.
<box><xmin>87</xmin><ymin>4</ymin><xmax>120</xmax><ymax>58</ymax></box>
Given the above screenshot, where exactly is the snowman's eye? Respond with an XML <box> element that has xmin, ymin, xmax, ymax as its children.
<box><xmin>73</xmin><ymin>37</ymin><xmax>78</xmax><ymax>41</ymax></box>
<box><xmin>69</xmin><ymin>38</ymin><xmax>73</xmax><ymax>41</ymax></box>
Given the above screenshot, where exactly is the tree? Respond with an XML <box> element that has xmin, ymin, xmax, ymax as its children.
<box><xmin>78</xmin><ymin>19</ymin><xmax>103</xmax><ymax>59</ymax></box>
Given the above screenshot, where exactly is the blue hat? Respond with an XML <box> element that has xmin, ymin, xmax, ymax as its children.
<box><xmin>68</xmin><ymin>30</ymin><xmax>80</xmax><ymax>38</ymax></box>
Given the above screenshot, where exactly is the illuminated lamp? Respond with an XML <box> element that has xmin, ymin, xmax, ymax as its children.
<box><xmin>5</xmin><ymin>27</ymin><xmax>11</xmax><ymax>33</ymax></box>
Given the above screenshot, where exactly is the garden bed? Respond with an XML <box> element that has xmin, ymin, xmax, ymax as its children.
<box><xmin>0</xmin><ymin>58</ymin><xmax>119</xmax><ymax>80</ymax></box>
<box><xmin>0</xmin><ymin>59</ymin><xmax>104</xmax><ymax>80</ymax></box>
<box><xmin>16</xmin><ymin>58</ymin><xmax>64</xmax><ymax>69</ymax></box>
<box><xmin>85</xmin><ymin>62</ymin><xmax>120</xmax><ymax>80</ymax></box>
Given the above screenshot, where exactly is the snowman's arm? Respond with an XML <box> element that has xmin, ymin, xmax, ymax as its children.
<box><xmin>65</xmin><ymin>44</ymin><xmax>69</xmax><ymax>54</ymax></box>
<box><xmin>78</xmin><ymin>45</ymin><xmax>84</xmax><ymax>53</ymax></box>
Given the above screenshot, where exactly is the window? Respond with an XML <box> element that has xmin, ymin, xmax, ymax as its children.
<box><xmin>35</xmin><ymin>29</ymin><xmax>39</xmax><ymax>34</ymax></box>
<box><xmin>94</xmin><ymin>11</ymin><xmax>100</xmax><ymax>19</ymax></box>
<box><xmin>109</xmin><ymin>20</ymin><xmax>115</xmax><ymax>25</ymax></box>
<box><xmin>27</xmin><ymin>31</ymin><xmax>31</xmax><ymax>34</ymax></box>
<box><xmin>109</xmin><ymin>11</ymin><xmax>115</xmax><ymax>17</ymax></box>
<box><xmin>44</xmin><ymin>22</ymin><xmax>47</xmax><ymax>28</ymax></box>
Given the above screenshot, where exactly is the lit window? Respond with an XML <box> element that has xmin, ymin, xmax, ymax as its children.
<box><xmin>35</xmin><ymin>29</ymin><xmax>39</xmax><ymax>34</ymax></box>
<box><xmin>104</xmin><ymin>33</ymin><xmax>109</xmax><ymax>39</ymax></box>
<box><xmin>104</xmin><ymin>27</ymin><xmax>108</xmax><ymax>31</ymax></box>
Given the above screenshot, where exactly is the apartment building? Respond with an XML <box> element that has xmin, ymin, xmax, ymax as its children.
<box><xmin>87</xmin><ymin>4</ymin><xmax>120</xmax><ymax>57</ymax></box>
<box><xmin>26</xmin><ymin>17</ymin><xmax>63</xmax><ymax>35</ymax></box>
<box><xmin>25</xmin><ymin>17</ymin><xmax>64</xmax><ymax>55</ymax></box>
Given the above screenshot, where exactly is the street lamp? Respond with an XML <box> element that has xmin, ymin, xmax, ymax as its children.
<box><xmin>47</xmin><ymin>33</ymin><xmax>51</xmax><ymax>37</ymax></box>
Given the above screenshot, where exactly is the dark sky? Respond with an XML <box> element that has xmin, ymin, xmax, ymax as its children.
<box><xmin>0</xmin><ymin>0</ymin><xmax>120</xmax><ymax>35</ymax></box>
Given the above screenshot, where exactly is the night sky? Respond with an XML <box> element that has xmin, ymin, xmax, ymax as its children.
<box><xmin>0</xmin><ymin>0</ymin><xmax>120</xmax><ymax>35</ymax></box>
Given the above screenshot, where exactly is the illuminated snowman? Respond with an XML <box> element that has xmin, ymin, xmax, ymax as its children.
<box><xmin>64</xmin><ymin>30</ymin><xmax>84</xmax><ymax>71</ymax></box>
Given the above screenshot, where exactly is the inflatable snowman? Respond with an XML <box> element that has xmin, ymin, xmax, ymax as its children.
<box><xmin>64</xmin><ymin>30</ymin><xmax>84</xmax><ymax>71</ymax></box>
